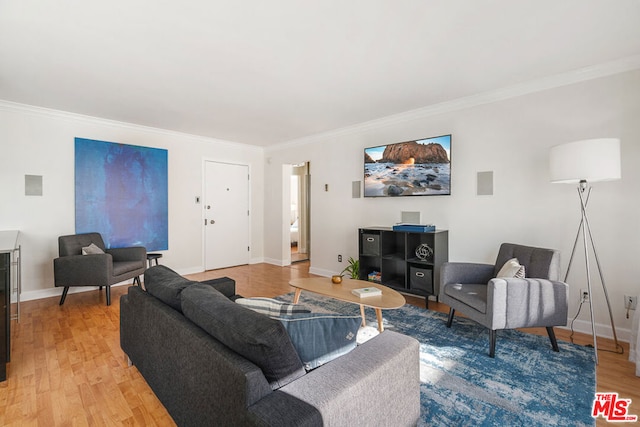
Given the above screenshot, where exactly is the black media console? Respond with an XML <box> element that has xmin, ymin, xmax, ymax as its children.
<box><xmin>358</xmin><ymin>227</ymin><xmax>448</xmax><ymax>308</ymax></box>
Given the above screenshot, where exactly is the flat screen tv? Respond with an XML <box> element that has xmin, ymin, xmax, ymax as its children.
<box><xmin>364</xmin><ymin>134</ymin><xmax>451</xmax><ymax>197</ymax></box>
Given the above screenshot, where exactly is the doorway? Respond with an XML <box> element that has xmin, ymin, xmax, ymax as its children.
<box><xmin>203</xmin><ymin>161</ymin><xmax>250</xmax><ymax>270</ymax></box>
<box><xmin>290</xmin><ymin>162</ymin><xmax>310</xmax><ymax>263</ymax></box>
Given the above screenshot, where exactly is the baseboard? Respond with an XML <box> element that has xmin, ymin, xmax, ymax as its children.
<box><xmin>173</xmin><ymin>265</ymin><xmax>206</xmax><ymax>276</ymax></box>
<box><xmin>18</xmin><ymin>261</ymin><xmax>261</xmax><ymax>303</ymax></box>
<box><xmin>19</xmin><ymin>281</ymin><xmax>133</xmax><ymax>303</ymax></box>
<box><xmin>557</xmin><ymin>318</ymin><xmax>632</xmax><ymax>344</ymax></box>
<box><xmin>263</xmin><ymin>257</ymin><xmax>287</xmax><ymax>267</ymax></box>
<box><xmin>17</xmin><ymin>265</ymin><xmax>634</xmax><ymax>345</ymax></box>
<box><xmin>308</xmin><ymin>266</ymin><xmax>334</xmax><ymax>277</ymax></box>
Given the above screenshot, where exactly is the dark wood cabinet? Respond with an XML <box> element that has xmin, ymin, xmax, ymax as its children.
<box><xmin>0</xmin><ymin>252</ymin><xmax>9</xmax><ymax>381</ymax></box>
<box><xmin>0</xmin><ymin>230</ymin><xmax>19</xmax><ymax>382</ymax></box>
<box><xmin>358</xmin><ymin>227</ymin><xmax>448</xmax><ymax>308</ymax></box>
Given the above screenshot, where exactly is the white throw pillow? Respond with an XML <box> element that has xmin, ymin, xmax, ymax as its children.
<box><xmin>496</xmin><ymin>258</ymin><xmax>525</xmax><ymax>278</ymax></box>
<box><xmin>81</xmin><ymin>243</ymin><xmax>104</xmax><ymax>255</ymax></box>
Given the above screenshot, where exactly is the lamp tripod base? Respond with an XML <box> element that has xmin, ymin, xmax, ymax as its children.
<box><xmin>565</xmin><ymin>181</ymin><xmax>620</xmax><ymax>365</ymax></box>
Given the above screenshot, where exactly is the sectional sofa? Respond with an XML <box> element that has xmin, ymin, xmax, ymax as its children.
<box><xmin>120</xmin><ymin>265</ymin><xmax>421</xmax><ymax>426</ymax></box>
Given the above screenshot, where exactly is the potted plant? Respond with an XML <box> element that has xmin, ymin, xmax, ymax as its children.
<box><xmin>340</xmin><ymin>257</ymin><xmax>360</xmax><ymax>280</ymax></box>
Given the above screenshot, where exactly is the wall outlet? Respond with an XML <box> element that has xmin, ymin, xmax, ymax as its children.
<box><xmin>338</xmin><ymin>255</ymin><xmax>342</xmax><ymax>262</ymax></box>
<box><xmin>624</xmin><ymin>295</ymin><xmax>637</xmax><ymax>310</ymax></box>
<box><xmin>580</xmin><ymin>289</ymin><xmax>589</xmax><ymax>303</ymax></box>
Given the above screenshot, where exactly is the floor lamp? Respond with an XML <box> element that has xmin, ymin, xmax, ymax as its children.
<box><xmin>549</xmin><ymin>138</ymin><xmax>621</xmax><ymax>365</ymax></box>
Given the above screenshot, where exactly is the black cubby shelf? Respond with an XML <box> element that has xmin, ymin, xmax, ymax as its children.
<box><xmin>358</xmin><ymin>227</ymin><xmax>448</xmax><ymax>309</ymax></box>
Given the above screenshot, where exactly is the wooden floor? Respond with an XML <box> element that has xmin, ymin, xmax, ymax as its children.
<box><xmin>1</xmin><ymin>262</ymin><xmax>638</xmax><ymax>426</ymax></box>
<box><xmin>290</xmin><ymin>243</ymin><xmax>309</xmax><ymax>263</ymax></box>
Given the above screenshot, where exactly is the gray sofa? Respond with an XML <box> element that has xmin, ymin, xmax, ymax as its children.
<box><xmin>120</xmin><ymin>265</ymin><xmax>421</xmax><ymax>426</ymax></box>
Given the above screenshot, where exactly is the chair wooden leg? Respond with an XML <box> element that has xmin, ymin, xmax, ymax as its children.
<box><xmin>59</xmin><ymin>287</ymin><xmax>69</xmax><ymax>305</ymax></box>
<box><xmin>546</xmin><ymin>327</ymin><xmax>560</xmax><ymax>352</ymax></box>
<box><xmin>489</xmin><ymin>330</ymin><xmax>496</xmax><ymax>358</ymax></box>
<box><xmin>446</xmin><ymin>308</ymin><xmax>455</xmax><ymax>327</ymax></box>
<box><xmin>106</xmin><ymin>286</ymin><xmax>111</xmax><ymax>306</ymax></box>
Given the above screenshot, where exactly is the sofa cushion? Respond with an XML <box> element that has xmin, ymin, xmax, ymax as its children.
<box><xmin>113</xmin><ymin>261</ymin><xmax>145</xmax><ymax>276</ymax></box>
<box><xmin>274</xmin><ymin>312</ymin><xmax>361</xmax><ymax>371</ymax></box>
<box><xmin>236</xmin><ymin>297</ymin><xmax>311</xmax><ymax>316</ymax></box>
<box><xmin>181</xmin><ymin>284</ymin><xmax>305</xmax><ymax>389</ymax></box>
<box><xmin>444</xmin><ymin>283</ymin><xmax>488</xmax><ymax>314</ymax></box>
<box><xmin>145</xmin><ymin>266</ymin><xmax>240</xmax><ymax>311</ymax></box>
<box><xmin>144</xmin><ymin>265</ymin><xmax>199</xmax><ymax>312</ymax></box>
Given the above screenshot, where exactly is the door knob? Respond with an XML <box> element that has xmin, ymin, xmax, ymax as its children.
<box><xmin>210</xmin><ymin>220</ymin><xmax>215</xmax><ymax>224</ymax></box>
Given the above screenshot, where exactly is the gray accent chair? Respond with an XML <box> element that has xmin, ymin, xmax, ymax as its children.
<box><xmin>440</xmin><ymin>243</ymin><xmax>568</xmax><ymax>357</ymax></box>
<box><xmin>53</xmin><ymin>233</ymin><xmax>146</xmax><ymax>306</ymax></box>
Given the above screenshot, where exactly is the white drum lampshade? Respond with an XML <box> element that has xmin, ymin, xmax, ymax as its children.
<box><xmin>549</xmin><ymin>138</ymin><xmax>621</xmax><ymax>183</ymax></box>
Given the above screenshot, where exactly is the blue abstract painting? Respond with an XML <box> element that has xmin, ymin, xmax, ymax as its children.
<box><xmin>75</xmin><ymin>138</ymin><xmax>168</xmax><ymax>251</ymax></box>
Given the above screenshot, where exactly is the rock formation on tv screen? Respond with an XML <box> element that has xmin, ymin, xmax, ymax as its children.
<box><xmin>380</xmin><ymin>141</ymin><xmax>449</xmax><ymax>164</ymax></box>
<box><xmin>364</xmin><ymin>152</ymin><xmax>375</xmax><ymax>163</ymax></box>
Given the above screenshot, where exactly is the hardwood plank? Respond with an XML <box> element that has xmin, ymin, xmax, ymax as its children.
<box><xmin>0</xmin><ymin>262</ymin><xmax>637</xmax><ymax>426</ymax></box>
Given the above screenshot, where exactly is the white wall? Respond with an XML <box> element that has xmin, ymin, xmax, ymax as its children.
<box><xmin>264</xmin><ymin>69</ymin><xmax>640</xmax><ymax>341</ymax></box>
<box><xmin>0</xmin><ymin>102</ymin><xmax>265</xmax><ymax>301</ymax></box>
<box><xmin>1</xmin><ymin>68</ymin><xmax>638</xmax><ymax>341</ymax></box>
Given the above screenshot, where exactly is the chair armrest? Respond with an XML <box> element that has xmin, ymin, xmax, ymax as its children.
<box><xmin>248</xmin><ymin>331</ymin><xmax>420</xmax><ymax>426</ymax></box>
<box><xmin>107</xmin><ymin>246</ymin><xmax>147</xmax><ymax>263</ymax></box>
<box><xmin>441</xmin><ymin>262</ymin><xmax>495</xmax><ymax>285</ymax></box>
<box><xmin>487</xmin><ymin>278</ymin><xmax>569</xmax><ymax>329</ymax></box>
<box><xmin>53</xmin><ymin>254</ymin><xmax>112</xmax><ymax>286</ymax></box>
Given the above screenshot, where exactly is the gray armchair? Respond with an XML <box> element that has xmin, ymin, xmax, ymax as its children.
<box><xmin>53</xmin><ymin>233</ymin><xmax>146</xmax><ymax>306</ymax></box>
<box><xmin>440</xmin><ymin>243</ymin><xmax>568</xmax><ymax>357</ymax></box>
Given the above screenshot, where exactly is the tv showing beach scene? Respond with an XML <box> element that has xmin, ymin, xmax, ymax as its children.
<box><xmin>364</xmin><ymin>134</ymin><xmax>451</xmax><ymax>197</ymax></box>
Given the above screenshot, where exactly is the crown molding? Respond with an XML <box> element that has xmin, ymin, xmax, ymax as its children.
<box><xmin>3</xmin><ymin>53</ymin><xmax>639</xmax><ymax>154</ymax></box>
<box><xmin>267</xmin><ymin>54</ymin><xmax>640</xmax><ymax>152</ymax></box>
<box><xmin>0</xmin><ymin>100</ymin><xmax>264</xmax><ymax>152</ymax></box>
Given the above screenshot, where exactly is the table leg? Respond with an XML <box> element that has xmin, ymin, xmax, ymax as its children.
<box><xmin>375</xmin><ymin>308</ymin><xmax>384</xmax><ymax>332</ymax></box>
<box><xmin>293</xmin><ymin>288</ymin><xmax>302</xmax><ymax>304</ymax></box>
<box><xmin>360</xmin><ymin>305</ymin><xmax>366</xmax><ymax>327</ymax></box>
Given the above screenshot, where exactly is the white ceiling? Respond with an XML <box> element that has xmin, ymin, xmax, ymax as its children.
<box><xmin>2</xmin><ymin>1</ymin><xmax>640</xmax><ymax>147</ymax></box>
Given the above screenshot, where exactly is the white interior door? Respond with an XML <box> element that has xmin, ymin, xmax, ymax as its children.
<box><xmin>204</xmin><ymin>161</ymin><xmax>250</xmax><ymax>270</ymax></box>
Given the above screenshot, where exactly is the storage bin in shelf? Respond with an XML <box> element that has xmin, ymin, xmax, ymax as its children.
<box><xmin>361</xmin><ymin>233</ymin><xmax>380</xmax><ymax>256</ymax></box>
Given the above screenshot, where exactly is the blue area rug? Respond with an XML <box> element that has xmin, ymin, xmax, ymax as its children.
<box><xmin>277</xmin><ymin>293</ymin><xmax>596</xmax><ymax>426</ymax></box>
